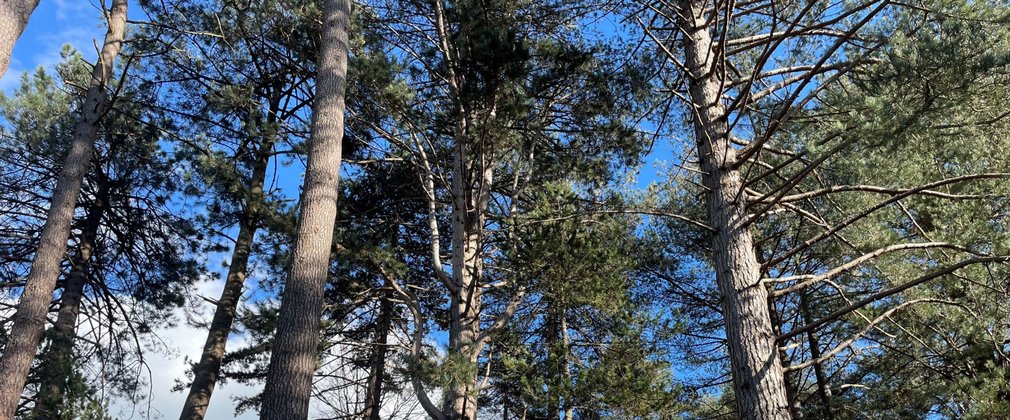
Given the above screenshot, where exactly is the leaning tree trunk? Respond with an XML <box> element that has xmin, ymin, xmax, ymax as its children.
<box><xmin>32</xmin><ymin>183</ymin><xmax>107</xmax><ymax>419</ymax></box>
<box><xmin>0</xmin><ymin>0</ymin><xmax>39</xmax><ymax>77</ymax></box>
<box><xmin>677</xmin><ymin>0</ymin><xmax>791</xmax><ymax>418</ymax></box>
<box><xmin>0</xmin><ymin>1</ymin><xmax>127</xmax><ymax>417</ymax></box>
<box><xmin>362</xmin><ymin>292</ymin><xmax>393</xmax><ymax>420</ymax></box>
<box><xmin>180</xmin><ymin>127</ymin><xmax>275</xmax><ymax>420</ymax></box>
<box><xmin>259</xmin><ymin>0</ymin><xmax>350</xmax><ymax>418</ymax></box>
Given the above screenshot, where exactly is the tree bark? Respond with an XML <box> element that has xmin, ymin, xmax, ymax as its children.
<box><xmin>0</xmin><ymin>0</ymin><xmax>39</xmax><ymax>78</ymax></box>
<box><xmin>362</xmin><ymin>292</ymin><xmax>393</xmax><ymax>420</ymax></box>
<box><xmin>180</xmin><ymin>126</ymin><xmax>275</xmax><ymax>420</ymax></box>
<box><xmin>0</xmin><ymin>1</ymin><xmax>127</xmax><ymax>417</ymax></box>
<box><xmin>32</xmin><ymin>184</ymin><xmax>106</xmax><ymax>419</ymax></box>
<box><xmin>677</xmin><ymin>0</ymin><xmax>791</xmax><ymax>418</ymax></box>
<box><xmin>259</xmin><ymin>0</ymin><xmax>350</xmax><ymax>417</ymax></box>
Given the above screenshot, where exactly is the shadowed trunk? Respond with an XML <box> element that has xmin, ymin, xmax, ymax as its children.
<box><xmin>0</xmin><ymin>0</ymin><xmax>39</xmax><ymax>77</ymax></box>
<box><xmin>362</xmin><ymin>292</ymin><xmax>393</xmax><ymax>420</ymax></box>
<box><xmin>677</xmin><ymin>0</ymin><xmax>790</xmax><ymax>418</ymax></box>
<box><xmin>0</xmin><ymin>1</ymin><xmax>127</xmax><ymax>416</ymax></box>
<box><xmin>179</xmin><ymin>121</ymin><xmax>276</xmax><ymax>420</ymax></box>
<box><xmin>801</xmin><ymin>293</ymin><xmax>835</xmax><ymax>419</ymax></box>
<box><xmin>259</xmin><ymin>0</ymin><xmax>350</xmax><ymax>417</ymax></box>
<box><xmin>32</xmin><ymin>183</ymin><xmax>107</xmax><ymax>419</ymax></box>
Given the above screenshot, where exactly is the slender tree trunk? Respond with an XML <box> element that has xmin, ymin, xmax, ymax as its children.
<box><xmin>260</xmin><ymin>0</ymin><xmax>350</xmax><ymax>417</ymax></box>
<box><xmin>32</xmin><ymin>184</ymin><xmax>106</xmax><ymax>419</ymax></box>
<box><xmin>677</xmin><ymin>0</ymin><xmax>790</xmax><ymax>418</ymax></box>
<box><xmin>179</xmin><ymin>219</ymin><xmax>255</xmax><ymax>420</ymax></box>
<box><xmin>800</xmin><ymin>293</ymin><xmax>834</xmax><ymax>419</ymax></box>
<box><xmin>0</xmin><ymin>0</ymin><xmax>39</xmax><ymax>78</ymax></box>
<box><xmin>180</xmin><ymin>129</ymin><xmax>274</xmax><ymax>420</ymax></box>
<box><xmin>362</xmin><ymin>292</ymin><xmax>393</xmax><ymax>420</ymax></box>
<box><xmin>771</xmin><ymin>303</ymin><xmax>803</xmax><ymax>419</ymax></box>
<box><xmin>445</xmin><ymin>138</ymin><xmax>493</xmax><ymax>420</ymax></box>
<box><xmin>0</xmin><ymin>1</ymin><xmax>127</xmax><ymax>416</ymax></box>
<box><xmin>547</xmin><ymin>297</ymin><xmax>573</xmax><ymax>420</ymax></box>
<box><xmin>560</xmin><ymin>309</ymin><xmax>573</xmax><ymax>420</ymax></box>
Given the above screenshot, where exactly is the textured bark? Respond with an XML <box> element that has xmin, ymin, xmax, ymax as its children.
<box><xmin>32</xmin><ymin>186</ymin><xmax>106</xmax><ymax>419</ymax></box>
<box><xmin>678</xmin><ymin>0</ymin><xmax>791</xmax><ymax>418</ymax></box>
<box><xmin>0</xmin><ymin>0</ymin><xmax>39</xmax><ymax>78</ymax></box>
<box><xmin>180</xmin><ymin>128</ymin><xmax>274</xmax><ymax>420</ymax></box>
<box><xmin>259</xmin><ymin>0</ymin><xmax>350</xmax><ymax>417</ymax></box>
<box><xmin>0</xmin><ymin>1</ymin><xmax>127</xmax><ymax>417</ymax></box>
<box><xmin>362</xmin><ymin>293</ymin><xmax>393</xmax><ymax>420</ymax></box>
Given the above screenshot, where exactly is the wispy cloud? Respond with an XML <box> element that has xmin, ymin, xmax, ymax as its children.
<box><xmin>53</xmin><ymin>0</ymin><xmax>95</xmax><ymax>21</ymax></box>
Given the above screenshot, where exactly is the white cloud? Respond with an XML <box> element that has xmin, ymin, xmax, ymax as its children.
<box><xmin>108</xmin><ymin>279</ymin><xmax>262</xmax><ymax>420</ymax></box>
<box><xmin>1</xmin><ymin>1</ymin><xmax>107</xmax><ymax>94</ymax></box>
<box><xmin>53</xmin><ymin>0</ymin><xmax>95</xmax><ymax>21</ymax></box>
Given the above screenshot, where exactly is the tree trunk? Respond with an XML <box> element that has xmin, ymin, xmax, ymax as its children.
<box><xmin>560</xmin><ymin>309</ymin><xmax>573</xmax><ymax>420</ymax></box>
<box><xmin>444</xmin><ymin>136</ymin><xmax>493</xmax><ymax>420</ymax></box>
<box><xmin>677</xmin><ymin>0</ymin><xmax>790</xmax><ymax>418</ymax></box>
<box><xmin>259</xmin><ymin>0</ymin><xmax>350</xmax><ymax>417</ymax></box>
<box><xmin>801</xmin><ymin>293</ymin><xmax>834</xmax><ymax>419</ymax></box>
<box><xmin>362</xmin><ymin>292</ymin><xmax>393</xmax><ymax>420</ymax></box>
<box><xmin>0</xmin><ymin>0</ymin><xmax>39</xmax><ymax>78</ymax></box>
<box><xmin>0</xmin><ymin>1</ymin><xmax>127</xmax><ymax>417</ymax></box>
<box><xmin>771</xmin><ymin>303</ymin><xmax>804</xmax><ymax>419</ymax></box>
<box><xmin>32</xmin><ymin>184</ymin><xmax>106</xmax><ymax>419</ymax></box>
<box><xmin>180</xmin><ymin>128</ymin><xmax>274</xmax><ymax>420</ymax></box>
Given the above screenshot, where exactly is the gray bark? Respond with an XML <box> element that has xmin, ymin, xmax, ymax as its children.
<box><xmin>259</xmin><ymin>0</ymin><xmax>350</xmax><ymax>417</ymax></box>
<box><xmin>678</xmin><ymin>0</ymin><xmax>791</xmax><ymax>418</ymax></box>
<box><xmin>0</xmin><ymin>1</ymin><xmax>127</xmax><ymax>416</ymax></box>
<box><xmin>179</xmin><ymin>126</ymin><xmax>274</xmax><ymax>420</ymax></box>
<box><xmin>0</xmin><ymin>0</ymin><xmax>39</xmax><ymax>78</ymax></box>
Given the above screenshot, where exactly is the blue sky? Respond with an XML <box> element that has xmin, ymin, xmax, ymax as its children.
<box><xmin>2</xmin><ymin>2</ymin><xmax>110</xmax><ymax>92</ymax></box>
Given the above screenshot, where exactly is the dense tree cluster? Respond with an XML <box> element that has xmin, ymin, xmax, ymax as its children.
<box><xmin>2</xmin><ymin>0</ymin><xmax>1010</xmax><ymax>419</ymax></box>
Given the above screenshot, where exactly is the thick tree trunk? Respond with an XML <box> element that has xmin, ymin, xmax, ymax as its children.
<box><xmin>0</xmin><ymin>1</ymin><xmax>127</xmax><ymax>417</ymax></box>
<box><xmin>677</xmin><ymin>0</ymin><xmax>791</xmax><ymax>418</ymax></box>
<box><xmin>180</xmin><ymin>130</ymin><xmax>274</xmax><ymax>420</ymax></box>
<box><xmin>259</xmin><ymin>0</ymin><xmax>350</xmax><ymax>417</ymax></box>
<box><xmin>362</xmin><ymin>292</ymin><xmax>393</xmax><ymax>420</ymax></box>
<box><xmin>32</xmin><ymin>185</ymin><xmax>106</xmax><ymax>419</ymax></box>
<box><xmin>0</xmin><ymin>0</ymin><xmax>39</xmax><ymax>78</ymax></box>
